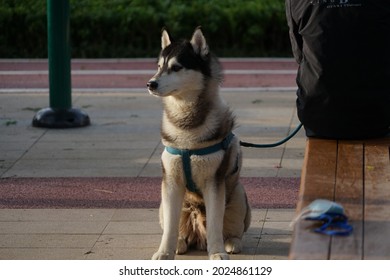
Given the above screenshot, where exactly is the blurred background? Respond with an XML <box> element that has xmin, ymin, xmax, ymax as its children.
<box><xmin>0</xmin><ymin>0</ymin><xmax>291</xmax><ymax>58</ymax></box>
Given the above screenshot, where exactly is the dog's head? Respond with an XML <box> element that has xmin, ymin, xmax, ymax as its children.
<box><xmin>147</xmin><ymin>27</ymin><xmax>217</xmax><ymax>98</ymax></box>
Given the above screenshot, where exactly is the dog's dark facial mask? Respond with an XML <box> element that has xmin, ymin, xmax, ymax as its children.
<box><xmin>160</xmin><ymin>41</ymin><xmax>211</xmax><ymax>77</ymax></box>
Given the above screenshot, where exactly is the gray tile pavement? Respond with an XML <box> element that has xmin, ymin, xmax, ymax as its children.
<box><xmin>0</xmin><ymin>89</ymin><xmax>304</xmax><ymax>259</ymax></box>
<box><xmin>0</xmin><ymin>90</ymin><xmax>305</xmax><ymax>178</ymax></box>
<box><xmin>0</xmin><ymin>208</ymin><xmax>295</xmax><ymax>260</ymax></box>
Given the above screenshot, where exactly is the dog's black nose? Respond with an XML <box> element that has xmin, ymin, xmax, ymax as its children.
<box><xmin>147</xmin><ymin>81</ymin><xmax>158</xmax><ymax>90</ymax></box>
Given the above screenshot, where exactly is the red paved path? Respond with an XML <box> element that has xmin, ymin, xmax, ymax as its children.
<box><xmin>0</xmin><ymin>59</ymin><xmax>298</xmax><ymax>89</ymax></box>
<box><xmin>0</xmin><ymin>177</ymin><xmax>299</xmax><ymax>209</ymax></box>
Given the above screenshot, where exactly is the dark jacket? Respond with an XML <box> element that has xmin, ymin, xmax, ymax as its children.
<box><xmin>286</xmin><ymin>0</ymin><xmax>390</xmax><ymax>139</ymax></box>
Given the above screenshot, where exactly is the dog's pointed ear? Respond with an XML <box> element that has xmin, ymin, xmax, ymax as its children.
<box><xmin>190</xmin><ymin>27</ymin><xmax>209</xmax><ymax>57</ymax></box>
<box><xmin>161</xmin><ymin>27</ymin><xmax>171</xmax><ymax>49</ymax></box>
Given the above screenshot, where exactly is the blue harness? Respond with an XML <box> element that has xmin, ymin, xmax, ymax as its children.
<box><xmin>164</xmin><ymin>133</ymin><xmax>235</xmax><ymax>193</ymax></box>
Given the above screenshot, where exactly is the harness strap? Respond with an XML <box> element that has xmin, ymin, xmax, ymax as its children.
<box><xmin>165</xmin><ymin>133</ymin><xmax>235</xmax><ymax>193</ymax></box>
<box><xmin>181</xmin><ymin>149</ymin><xmax>196</xmax><ymax>192</ymax></box>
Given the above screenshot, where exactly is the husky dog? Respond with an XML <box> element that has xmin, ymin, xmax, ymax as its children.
<box><xmin>147</xmin><ymin>27</ymin><xmax>251</xmax><ymax>260</ymax></box>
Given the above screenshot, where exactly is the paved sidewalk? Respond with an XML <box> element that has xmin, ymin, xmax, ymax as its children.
<box><xmin>0</xmin><ymin>90</ymin><xmax>304</xmax><ymax>178</ymax></box>
<box><xmin>0</xmin><ymin>59</ymin><xmax>304</xmax><ymax>260</ymax></box>
<box><xmin>0</xmin><ymin>208</ymin><xmax>295</xmax><ymax>260</ymax></box>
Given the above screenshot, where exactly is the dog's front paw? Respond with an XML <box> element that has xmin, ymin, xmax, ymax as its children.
<box><xmin>225</xmin><ymin>237</ymin><xmax>242</xmax><ymax>254</ymax></box>
<box><xmin>176</xmin><ymin>237</ymin><xmax>188</xmax><ymax>255</ymax></box>
<box><xmin>209</xmin><ymin>252</ymin><xmax>230</xmax><ymax>260</ymax></box>
<box><xmin>152</xmin><ymin>251</ymin><xmax>174</xmax><ymax>260</ymax></box>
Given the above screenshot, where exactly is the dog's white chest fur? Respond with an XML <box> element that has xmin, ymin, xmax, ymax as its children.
<box><xmin>162</xmin><ymin>149</ymin><xmax>224</xmax><ymax>188</ymax></box>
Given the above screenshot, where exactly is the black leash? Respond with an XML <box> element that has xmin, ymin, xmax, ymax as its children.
<box><xmin>240</xmin><ymin>123</ymin><xmax>303</xmax><ymax>148</ymax></box>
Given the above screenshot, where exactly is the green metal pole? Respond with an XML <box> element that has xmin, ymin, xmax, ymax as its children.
<box><xmin>48</xmin><ymin>0</ymin><xmax>72</xmax><ymax>110</ymax></box>
<box><xmin>32</xmin><ymin>0</ymin><xmax>90</xmax><ymax>128</ymax></box>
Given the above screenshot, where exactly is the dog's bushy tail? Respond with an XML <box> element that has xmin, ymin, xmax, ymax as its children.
<box><xmin>179</xmin><ymin>202</ymin><xmax>207</xmax><ymax>251</ymax></box>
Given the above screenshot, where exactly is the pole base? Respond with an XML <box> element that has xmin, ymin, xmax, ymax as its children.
<box><xmin>32</xmin><ymin>107</ymin><xmax>91</xmax><ymax>128</ymax></box>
